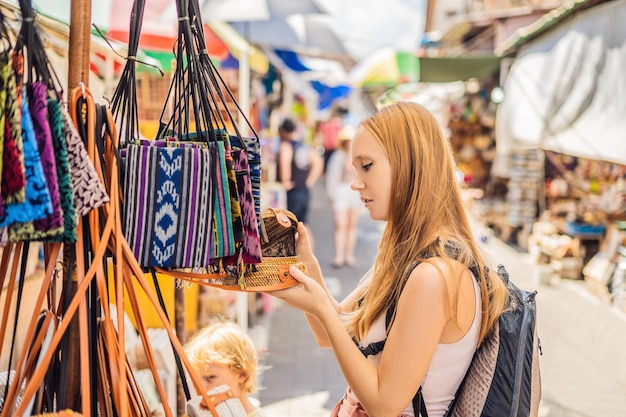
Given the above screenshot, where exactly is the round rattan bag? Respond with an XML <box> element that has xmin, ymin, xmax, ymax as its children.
<box><xmin>161</xmin><ymin>208</ymin><xmax>307</xmax><ymax>291</ymax></box>
<box><xmin>240</xmin><ymin>207</ymin><xmax>307</xmax><ymax>291</ymax></box>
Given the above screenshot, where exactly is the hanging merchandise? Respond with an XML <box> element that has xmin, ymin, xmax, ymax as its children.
<box><xmin>0</xmin><ymin>0</ymin><xmax>110</xmax><ymax>244</ymax></box>
<box><xmin>111</xmin><ymin>0</ymin><xmax>304</xmax><ymax>291</ymax></box>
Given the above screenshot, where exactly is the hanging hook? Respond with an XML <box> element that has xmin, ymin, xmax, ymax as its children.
<box><xmin>79</xmin><ymin>81</ymin><xmax>85</xmax><ymax>97</ymax></box>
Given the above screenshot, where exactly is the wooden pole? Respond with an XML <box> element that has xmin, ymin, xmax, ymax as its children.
<box><xmin>65</xmin><ymin>0</ymin><xmax>92</xmax><ymax>411</ymax></box>
<box><xmin>68</xmin><ymin>0</ymin><xmax>91</xmax><ymax>90</ymax></box>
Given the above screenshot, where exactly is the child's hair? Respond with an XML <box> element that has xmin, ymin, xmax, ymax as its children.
<box><xmin>184</xmin><ymin>318</ymin><xmax>259</xmax><ymax>394</ymax></box>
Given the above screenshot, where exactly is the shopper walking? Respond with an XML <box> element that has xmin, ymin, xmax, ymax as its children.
<box><xmin>266</xmin><ymin>102</ymin><xmax>510</xmax><ymax>417</ymax></box>
<box><xmin>325</xmin><ymin>125</ymin><xmax>362</xmax><ymax>268</ymax></box>
<box><xmin>276</xmin><ymin>117</ymin><xmax>323</xmax><ymax>224</ymax></box>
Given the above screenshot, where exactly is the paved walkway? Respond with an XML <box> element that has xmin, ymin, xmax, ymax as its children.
<box><xmin>256</xmin><ymin>183</ymin><xmax>626</xmax><ymax>417</ymax></box>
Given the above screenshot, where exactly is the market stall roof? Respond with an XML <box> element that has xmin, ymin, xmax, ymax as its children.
<box><xmin>206</xmin><ymin>20</ymin><xmax>269</xmax><ymax>74</ymax></box>
<box><xmin>418</xmin><ymin>56</ymin><xmax>502</xmax><ymax>83</ymax></box>
<box><xmin>495</xmin><ymin>0</ymin><xmax>626</xmax><ymax>166</ymax></box>
<box><xmin>349</xmin><ymin>49</ymin><xmax>502</xmax><ymax>89</ymax></box>
<box><xmin>496</xmin><ymin>0</ymin><xmax>612</xmax><ymax>56</ymax></box>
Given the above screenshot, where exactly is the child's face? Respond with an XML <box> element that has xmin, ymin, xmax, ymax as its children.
<box><xmin>200</xmin><ymin>362</ymin><xmax>246</xmax><ymax>397</ymax></box>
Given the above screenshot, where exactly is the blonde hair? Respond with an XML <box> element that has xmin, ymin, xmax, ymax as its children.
<box><xmin>184</xmin><ymin>318</ymin><xmax>260</xmax><ymax>394</ymax></box>
<box><xmin>348</xmin><ymin>102</ymin><xmax>508</xmax><ymax>345</ymax></box>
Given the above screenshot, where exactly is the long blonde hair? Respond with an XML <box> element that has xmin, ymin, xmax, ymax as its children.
<box><xmin>348</xmin><ymin>102</ymin><xmax>508</xmax><ymax>345</ymax></box>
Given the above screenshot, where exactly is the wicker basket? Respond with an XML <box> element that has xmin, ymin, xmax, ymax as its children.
<box><xmin>157</xmin><ymin>208</ymin><xmax>306</xmax><ymax>291</ymax></box>
<box><xmin>230</xmin><ymin>207</ymin><xmax>306</xmax><ymax>291</ymax></box>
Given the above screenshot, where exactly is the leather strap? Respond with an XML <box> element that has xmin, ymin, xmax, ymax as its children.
<box><xmin>0</xmin><ymin>242</ymin><xmax>23</xmax><ymax>361</ymax></box>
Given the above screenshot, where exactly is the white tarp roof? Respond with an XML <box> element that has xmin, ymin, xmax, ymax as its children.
<box><xmin>495</xmin><ymin>0</ymin><xmax>626</xmax><ymax>165</ymax></box>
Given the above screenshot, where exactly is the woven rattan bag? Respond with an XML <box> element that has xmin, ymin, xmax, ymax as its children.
<box><xmin>158</xmin><ymin>208</ymin><xmax>306</xmax><ymax>291</ymax></box>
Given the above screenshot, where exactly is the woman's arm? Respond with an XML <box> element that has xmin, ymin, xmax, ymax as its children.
<box><xmin>294</xmin><ymin>223</ymin><xmax>356</xmax><ymax>346</ymax></box>
<box><xmin>272</xmin><ymin>261</ymin><xmax>450</xmax><ymax>417</ymax></box>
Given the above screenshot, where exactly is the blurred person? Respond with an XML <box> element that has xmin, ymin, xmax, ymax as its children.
<box><xmin>266</xmin><ymin>102</ymin><xmax>509</xmax><ymax>417</ymax></box>
<box><xmin>276</xmin><ymin>117</ymin><xmax>323</xmax><ymax>224</ymax></box>
<box><xmin>319</xmin><ymin>108</ymin><xmax>345</xmax><ymax>171</ymax></box>
<box><xmin>184</xmin><ymin>318</ymin><xmax>267</xmax><ymax>417</ymax></box>
<box><xmin>325</xmin><ymin>125</ymin><xmax>361</xmax><ymax>268</ymax></box>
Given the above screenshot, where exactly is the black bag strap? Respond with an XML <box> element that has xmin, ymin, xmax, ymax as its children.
<box><xmin>356</xmin><ymin>240</ymin><xmax>483</xmax><ymax>417</ymax></box>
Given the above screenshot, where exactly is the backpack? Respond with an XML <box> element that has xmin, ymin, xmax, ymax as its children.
<box><xmin>358</xmin><ymin>262</ymin><xmax>542</xmax><ymax>417</ymax></box>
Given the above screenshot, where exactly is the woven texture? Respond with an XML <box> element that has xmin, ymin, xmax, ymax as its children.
<box><xmin>186</xmin><ymin>385</ymin><xmax>247</xmax><ymax>417</ymax></box>
<box><xmin>123</xmin><ymin>139</ymin><xmax>218</xmax><ymax>268</ymax></box>
<box><xmin>203</xmin><ymin>208</ymin><xmax>306</xmax><ymax>291</ymax></box>
<box><xmin>450</xmin><ymin>322</ymin><xmax>499</xmax><ymax>417</ymax></box>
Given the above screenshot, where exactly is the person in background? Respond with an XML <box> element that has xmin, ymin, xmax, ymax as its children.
<box><xmin>276</xmin><ymin>117</ymin><xmax>323</xmax><ymax>224</ymax></box>
<box><xmin>184</xmin><ymin>319</ymin><xmax>267</xmax><ymax>417</ymax></box>
<box><xmin>319</xmin><ymin>108</ymin><xmax>345</xmax><ymax>172</ymax></box>
<box><xmin>266</xmin><ymin>102</ymin><xmax>509</xmax><ymax>417</ymax></box>
<box><xmin>325</xmin><ymin>125</ymin><xmax>362</xmax><ymax>268</ymax></box>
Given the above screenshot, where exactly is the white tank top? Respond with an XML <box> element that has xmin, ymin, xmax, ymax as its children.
<box><xmin>350</xmin><ymin>272</ymin><xmax>482</xmax><ymax>417</ymax></box>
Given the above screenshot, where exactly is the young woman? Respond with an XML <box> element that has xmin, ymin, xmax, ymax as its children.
<box><xmin>267</xmin><ymin>102</ymin><xmax>509</xmax><ymax>417</ymax></box>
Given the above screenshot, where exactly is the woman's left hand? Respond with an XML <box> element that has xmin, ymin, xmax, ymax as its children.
<box><xmin>267</xmin><ymin>266</ymin><xmax>334</xmax><ymax>318</ymax></box>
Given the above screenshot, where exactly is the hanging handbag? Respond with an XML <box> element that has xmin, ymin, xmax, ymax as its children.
<box><xmin>156</xmin><ymin>207</ymin><xmax>306</xmax><ymax>291</ymax></box>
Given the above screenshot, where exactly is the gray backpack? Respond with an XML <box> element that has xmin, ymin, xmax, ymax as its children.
<box><xmin>359</xmin><ymin>263</ymin><xmax>542</xmax><ymax>417</ymax></box>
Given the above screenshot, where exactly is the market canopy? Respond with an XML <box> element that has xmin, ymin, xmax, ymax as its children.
<box><xmin>495</xmin><ymin>0</ymin><xmax>626</xmax><ymax>165</ymax></box>
<box><xmin>349</xmin><ymin>50</ymin><xmax>502</xmax><ymax>88</ymax></box>
<box><xmin>418</xmin><ymin>56</ymin><xmax>502</xmax><ymax>83</ymax></box>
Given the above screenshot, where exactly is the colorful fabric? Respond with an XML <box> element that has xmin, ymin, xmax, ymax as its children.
<box><xmin>211</xmin><ymin>140</ymin><xmax>235</xmax><ymax>260</ymax></box>
<box><xmin>28</xmin><ymin>82</ymin><xmax>63</xmax><ymax>239</ymax></box>
<box><xmin>230</xmin><ymin>134</ymin><xmax>261</xmax><ymax>232</ymax></box>
<box><xmin>61</xmin><ymin>105</ymin><xmax>109</xmax><ymax>218</ymax></box>
<box><xmin>220</xmin><ymin>132</ymin><xmax>243</xmax><ymax>246</ymax></box>
<box><xmin>232</xmin><ymin>147</ymin><xmax>261</xmax><ymax>264</ymax></box>
<box><xmin>0</xmin><ymin>89</ymin><xmax>51</xmax><ymax>234</ymax></box>
<box><xmin>47</xmin><ymin>98</ymin><xmax>76</xmax><ymax>242</ymax></box>
<box><xmin>2</xmin><ymin>51</ymin><xmax>26</xmax><ymax>204</ymax></box>
<box><xmin>123</xmin><ymin>139</ymin><xmax>215</xmax><ymax>268</ymax></box>
<box><xmin>0</xmin><ymin>51</ymin><xmax>9</xmax><ymax>218</ymax></box>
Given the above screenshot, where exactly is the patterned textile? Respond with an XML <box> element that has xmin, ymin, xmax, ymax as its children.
<box><xmin>123</xmin><ymin>139</ymin><xmax>216</xmax><ymax>268</ymax></box>
<box><xmin>211</xmin><ymin>140</ymin><xmax>235</xmax><ymax>260</ymax></box>
<box><xmin>232</xmin><ymin>147</ymin><xmax>261</xmax><ymax>265</ymax></box>
<box><xmin>220</xmin><ymin>132</ymin><xmax>243</xmax><ymax>245</ymax></box>
<box><xmin>47</xmin><ymin>98</ymin><xmax>76</xmax><ymax>242</ymax></box>
<box><xmin>0</xmin><ymin>51</ymin><xmax>8</xmax><ymax>218</ymax></box>
<box><xmin>61</xmin><ymin>105</ymin><xmax>109</xmax><ymax>218</ymax></box>
<box><xmin>0</xmin><ymin>89</ymin><xmax>51</xmax><ymax>236</ymax></box>
<box><xmin>2</xmin><ymin>51</ymin><xmax>26</xmax><ymax>204</ymax></box>
<box><xmin>28</xmin><ymin>82</ymin><xmax>63</xmax><ymax>239</ymax></box>
<box><xmin>230</xmin><ymin>135</ymin><xmax>261</xmax><ymax>235</ymax></box>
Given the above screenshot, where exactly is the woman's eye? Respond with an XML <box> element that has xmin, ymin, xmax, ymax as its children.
<box><xmin>362</xmin><ymin>162</ymin><xmax>373</xmax><ymax>171</ymax></box>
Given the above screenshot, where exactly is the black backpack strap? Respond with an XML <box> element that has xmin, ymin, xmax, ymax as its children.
<box><xmin>359</xmin><ymin>340</ymin><xmax>386</xmax><ymax>357</ymax></box>
<box><xmin>413</xmin><ymin>387</ymin><xmax>429</xmax><ymax>417</ymax></box>
<box><xmin>353</xmin><ymin>240</ymin><xmax>481</xmax><ymax>417</ymax></box>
